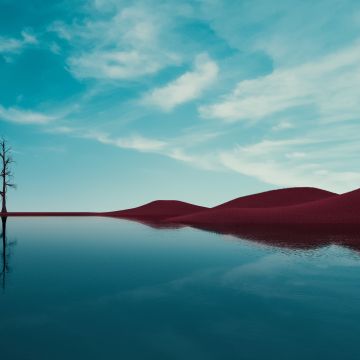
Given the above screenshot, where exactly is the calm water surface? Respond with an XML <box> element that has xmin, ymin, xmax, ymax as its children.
<box><xmin>1</xmin><ymin>217</ymin><xmax>360</xmax><ymax>359</ymax></box>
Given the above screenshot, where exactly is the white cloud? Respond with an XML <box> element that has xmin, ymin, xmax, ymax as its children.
<box><xmin>57</xmin><ymin>126</ymin><xmax>219</xmax><ymax>170</ymax></box>
<box><xmin>52</xmin><ymin>5</ymin><xmax>181</xmax><ymax>80</ymax></box>
<box><xmin>92</xmin><ymin>0</ymin><xmax>117</xmax><ymax>11</ymax></box>
<box><xmin>49</xmin><ymin>42</ymin><xmax>61</xmax><ymax>55</ymax></box>
<box><xmin>142</xmin><ymin>53</ymin><xmax>218</xmax><ymax>111</ymax></box>
<box><xmin>272</xmin><ymin>120</ymin><xmax>294</xmax><ymax>131</ymax></box>
<box><xmin>48</xmin><ymin>119</ymin><xmax>360</xmax><ymax>193</ymax></box>
<box><xmin>69</xmin><ymin>50</ymin><xmax>179</xmax><ymax>80</ymax></box>
<box><xmin>49</xmin><ymin>21</ymin><xmax>72</xmax><ymax>41</ymax></box>
<box><xmin>85</xmin><ymin>131</ymin><xmax>167</xmax><ymax>152</ymax></box>
<box><xmin>45</xmin><ymin>126</ymin><xmax>75</xmax><ymax>134</ymax></box>
<box><xmin>0</xmin><ymin>37</ymin><xmax>21</xmax><ymax>53</ymax></box>
<box><xmin>200</xmin><ymin>41</ymin><xmax>360</xmax><ymax>123</ymax></box>
<box><xmin>218</xmin><ymin>138</ymin><xmax>360</xmax><ymax>193</ymax></box>
<box><xmin>0</xmin><ymin>105</ymin><xmax>54</xmax><ymax>125</ymax></box>
<box><xmin>0</xmin><ymin>30</ymin><xmax>37</xmax><ymax>54</ymax></box>
<box><xmin>115</xmin><ymin>135</ymin><xmax>166</xmax><ymax>152</ymax></box>
<box><xmin>285</xmin><ymin>152</ymin><xmax>306</xmax><ymax>159</ymax></box>
<box><xmin>20</xmin><ymin>30</ymin><xmax>37</xmax><ymax>45</ymax></box>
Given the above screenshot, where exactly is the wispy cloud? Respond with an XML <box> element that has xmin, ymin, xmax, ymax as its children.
<box><xmin>47</xmin><ymin>123</ymin><xmax>221</xmax><ymax>171</ymax></box>
<box><xmin>0</xmin><ymin>105</ymin><xmax>54</xmax><ymax>125</ymax></box>
<box><xmin>45</xmin><ymin>119</ymin><xmax>360</xmax><ymax>193</ymax></box>
<box><xmin>218</xmin><ymin>138</ymin><xmax>360</xmax><ymax>193</ymax></box>
<box><xmin>45</xmin><ymin>126</ymin><xmax>75</xmax><ymax>134</ymax></box>
<box><xmin>272</xmin><ymin>120</ymin><xmax>294</xmax><ymax>131</ymax></box>
<box><xmin>68</xmin><ymin>50</ymin><xmax>179</xmax><ymax>80</ymax></box>
<box><xmin>51</xmin><ymin>5</ymin><xmax>181</xmax><ymax>80</ymax></box>
<box><xmin>49</xmin><ymin>42</ymin><xmax>61</xmax><ymax>55</ymax></box>
<box><xmin>142</xmin><ymin>53</ymin><xmax>218</xmax><ymax>111</ymax></box>
<box><xmin>0</xmin><ymin>30</ymin><xmax>37</xmax><ymax>54</ymax></box>
<box><xmin>84</xmin><ymin>131</ymin><xmax>167</xmax><ymax>152</ymax></box>
<box><xmin>80</xmin><ymin>127</ymin><xmax>223</xmax><ymax>171</ymax></box>
<box><xmin>82</xmin><ymin>129</ymin><xmax>219</xmax><ymax>168</ymax></box>
<box><xmin>200</xmin><ymin>41</ymin><xmax>360</xmax><ymax>123</ymax></box>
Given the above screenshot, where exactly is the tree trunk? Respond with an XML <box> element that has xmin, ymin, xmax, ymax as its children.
<box><xmin>1</xmin><ymin>148</ymin><xmax>6</xmax><ymax>213</ymax></box>
<box><xmin>1</xmin><ymin>179</ymin><xmax>6</xmax><ymax>213</ymax></box>
<box><xmin>1</xmin><ymin>196</ymin><xmax>6</xmax><ymax>213</ymax></box>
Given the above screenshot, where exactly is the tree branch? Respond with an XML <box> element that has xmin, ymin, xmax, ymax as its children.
<box><xmin>4</xmin><ymin>157</ymin><xmax>14</xmax><ymax>166</ymax></box>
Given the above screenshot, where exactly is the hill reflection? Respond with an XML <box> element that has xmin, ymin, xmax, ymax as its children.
<box><xmin>116</xmin><ymin>217</ymin><xmax>360</xmax><ymax>252</ymax></box>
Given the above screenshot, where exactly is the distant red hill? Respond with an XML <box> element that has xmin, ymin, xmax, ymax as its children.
<box><xmin>214</xmin><ymin>187</ymin><xmax>336</xmax><ymax>209</ymax></box>
<box><xmin>105</xmin><ymin>200</ymin><xmax>207</xmax><ymax>221</ymax></box>
<box><xmin>168</xmin><ymin>188</ymin><xmax>360</xmax><ymax>225</ymax></box>
<box><xmin>106</xmin><ymin>187</ymin><xmax>345</xmax><ymax>224</ymax></box>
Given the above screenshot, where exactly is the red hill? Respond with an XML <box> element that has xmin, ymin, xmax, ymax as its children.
<box><xmin>215</xmin><ymin>187</ymin><xmax>336</xmax><ymax>209</ymax></box>
<box><xmin>106</xmin><ymin>200</ymin><xmax>207</xmax><ymax>221</ymax></box>
<box><xmin>168</xmin><ymin>188</ymin><xmax>360</xmax><ymax>225</ymax></box>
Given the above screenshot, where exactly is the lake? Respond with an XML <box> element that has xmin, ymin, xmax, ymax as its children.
<box><xmin>1</xmin><ymin>217</ymin><xmax>360</xmax><ymax>359</ymax></box>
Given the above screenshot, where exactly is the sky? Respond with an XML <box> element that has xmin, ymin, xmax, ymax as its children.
<box><xmin>1</xmin><ymin>0</ymin><xmax>360</xmax><ymax>211</ymax></box>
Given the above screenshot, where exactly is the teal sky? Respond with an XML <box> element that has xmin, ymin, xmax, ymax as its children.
<box><xmin>1</xmin><ymin>0</ymin><xmax>360</xmax><ymax>211</ymax></box>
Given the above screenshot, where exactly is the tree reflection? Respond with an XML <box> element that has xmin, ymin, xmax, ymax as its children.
<box><xmin>1</xmin><ymin>216</ymin><xmax>16</xmax><ymax>292</ymax></box>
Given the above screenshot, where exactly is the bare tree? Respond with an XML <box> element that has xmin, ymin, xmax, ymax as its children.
<box><xmin>0</xmin><ymin>139</ymin><xmax>16</xmax><ymax>214</ymax></box>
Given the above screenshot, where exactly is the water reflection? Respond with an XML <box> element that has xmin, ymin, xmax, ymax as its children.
<box><xmin>115</xmin><ymin>216</ymin><xmax>360</xmax><ymax>252</ymax></box>
<box><xmin>185</xmin><ymin>223</ymin><xmax>360</xmax><ymax>251</ymax></box>
<box><xmin>1</xmin><ymin>217</ymin><xmax>16</xmax><ymax>291</ymax></box>
<box><xmin>1</xmin><ymin>217</ymin><xmax>360</xmax><ymax>360</ymax></box>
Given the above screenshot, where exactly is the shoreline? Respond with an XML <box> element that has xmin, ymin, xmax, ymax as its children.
<box><xmin>0</xmin><ymin>212</ymin><xmax>101</xmax><ymax>216</ymax></box>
